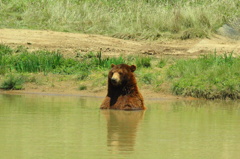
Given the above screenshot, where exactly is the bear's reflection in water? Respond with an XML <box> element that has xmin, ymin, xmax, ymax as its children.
<box><xmin>101</xmin><ymin>110</ymin><xmax>145</xmax><ymax>153</ymax></box>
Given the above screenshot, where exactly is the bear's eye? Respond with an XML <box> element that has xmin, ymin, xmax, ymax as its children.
<box><xmin>119</xmin><ymin>72</ymin><xmax>123</xmax><ymax>75</ymax></box>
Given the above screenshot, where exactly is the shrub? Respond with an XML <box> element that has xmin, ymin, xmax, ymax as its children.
<box><xmin>0</xmin><ymin>44</ymin><xmax>13</xmax><ymax>55</ymax></box>
<box><xmin>7</xmin><ymin>51</ymin><xmax>63</xmax><ymax>73</ymax></box>
<box><xmin>78</xmin><ymin>85</ymin><xmax>87</xmax><ymax>90</ymax></box>
<box><xmin>0</xmin><ymin>74</ymin><xmax>25</xmax><ymax>90</ymax></box>
<box><xmin>138</xmin><ymin>72</ymin><xmax>157</xmax><ymax>85</ymax></box>
<box><xmin>76</xmin><ymin>72</ymin><xmax>89</xmax><ymax>81</ymax></box>
<box><xmin>136</xmin><ymin>56</ymin><xmax>151</xmax><ymax>68</ymax></box>
<box><xmin>167</xmin><ymin>53</ymin><xmax>240</xmax><ymax>99</ymax></box>
<box><xmin>157</xmin><ymin>58</ymin><xmax>167</xmax><ymax>68</ymax></box>
<box><xmin>93</xmin><ymin>51</ymin><xmax>126</xmax><ymax>68</ymax></box>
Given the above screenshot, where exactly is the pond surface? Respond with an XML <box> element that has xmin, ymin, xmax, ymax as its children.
<box><xmin>0</xmin><ymin>94</ymin><xmax>240</xmax><ymax>159</ymax></box>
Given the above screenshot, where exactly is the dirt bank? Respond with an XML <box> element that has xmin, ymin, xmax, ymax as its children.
<box><xmin>0</xmin><ymin>29</ymin><xmax>239</xmax><ymax>99</ymax></box>
<box><xmin>1</xmin><ymin>29</ymin><xmax>239</xmax><ymax>57</ymax></box>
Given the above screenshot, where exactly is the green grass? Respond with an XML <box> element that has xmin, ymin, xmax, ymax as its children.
<box><xmin>167</xmin><ymin>53</ymin><xmax>240</xmax><ymax>99</ymax></box>
<box><xmin>157</xmin><ymin>58</ymin><xmax>168</xmax><ymax>68</ymax></box>
<box><xmin>78</xmin><ymin>85</ymin><xmax>87</xmax><ymax>90</ymax></box>
<box><xmin>94</xmin><ymin>51</ymin><xmax>126</xmax><ymax>68</ymax></box>
<box><xmin>75</xmin><ymin>72</ymin><xmax>89</xmax><ymax>81</ymax></box>
<box><xmin>0</xmin><ymin>74</ymin><xmax>25</xmax><ymax>90</ymax></box>
<box><xmin>136</xmin><ymin>56</ymin><xmax>151</xmax><ymax>68</ymax></box>
<box><xmin>11</xmin><ymin>51</ymin><xmax>63</xmax><ymax>73</ymax></box>
<box><xmin>0</xmin><ymin>46</ymin><xmax>127</xmax><ymax>75</ymax></box>
<box><xmin>1</xmin><ymin>44</ymin><xmax>240</xmax><ymax>100</ymax></box>
<box><xmin>0</xmin><ymin>44</ymin><xmax>13</xmax><ymax>55</ymax></box>
<box><xmin>140</xmin><ymin>72</ymin><xmax>156</xmax><ymax>85</ymax></box>
<box><xmin>0</xmin><ymin>0</ymin><xmax>239</xmax><ymax>40</ymax></box>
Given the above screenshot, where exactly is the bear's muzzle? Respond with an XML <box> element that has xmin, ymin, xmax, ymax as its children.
<box><xmin>111</xmin><ymin>72</ymin><xmax>121</xmax><ymax>85</ymax></box>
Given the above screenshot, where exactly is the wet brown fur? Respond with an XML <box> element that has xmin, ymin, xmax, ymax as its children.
<box><xmin>100</xmin><ymin>64</ymin><xmax>146</xmax><ymax>110</ymax></box>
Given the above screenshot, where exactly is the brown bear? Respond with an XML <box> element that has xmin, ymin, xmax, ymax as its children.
<box><xmin>100</xmin><ymin>64</ymin><xmax>146</xmax><ymax>110</ymax></box>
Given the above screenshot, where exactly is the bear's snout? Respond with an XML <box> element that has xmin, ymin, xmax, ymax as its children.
<box><xmin>111</xmin><ymin>72</ymin><xmax>121</xmax><ymax>85</ymax></box>
<box><xmin>111</xmin><ymin>78</ymin><xmax>118</xmax><ymax>84</ymax></box>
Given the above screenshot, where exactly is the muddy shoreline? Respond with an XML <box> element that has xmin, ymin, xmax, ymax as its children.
<box><xmin>0</xmin><ymin>88</ymin><xmax>196</xmax><ymax>101</ymax></box>
<box><xmin>0</xmin><ymin>29</ymin><xmax>239</xmax><ymax>101</ymax></box>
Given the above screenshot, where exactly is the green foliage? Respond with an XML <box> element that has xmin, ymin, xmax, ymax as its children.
<box><xmin>11</xmin><ymin>51</ymin><xmax>63</xmax><ymax>73</ymax></box>
<box><xmin>167</xmin><ymin>53</ymin><xmax>240</xmax><ymax>99</ymax></box>
<box><xmin>136</xmin><ymin>56</ymin><xmax>151</xmax><ymax>68</ymax></box>
<box><xmin>93</xmin><ymin>51</ymin><xmax>126</xmax><ymax>68</ymax></box>
<box><xmin>15</xmin><ymin>45</ymin><xmax>28</xmax><ymax>53</ymax></box>
<box><xmin>0</xmin><ymin>44</ymin><xmax>13</xmax><ymax>55</ymax></box>
<box><xmin>0</xmin><ymin>0</ymin><xmax>239</xmax><ymax>39</ymax></box>
<box><xmin>0</xmin><ymin>44</ymin><xmax>126</xmax><ymax>75</ymax></box>
<box><xmin>78</xmin><ymin>85</ymin><xmax>87</xmax><ymax>90</ymax></box>
<box><xmin>0</xmin><ymin>74</ymin><xmax>25</xmax><ymax>90</ymax></box>
<box><xmin>181</xmin><ymin>28</ymin><xmax>209</xmax><ymax>40</ymax></box>
<box><xmin>1</xmin><ymin>44</ymin><xmax>240</xmax><ymax>100</ymax></box>
<box><xmin>0</xmin><ymin>44</ymin><xmax>13</xmax><ymax>75</ymax></box>
<box><xmin>157</xmin><ymin>58</ymin><xmax>167</xmax><ymax>68</ymax></box>
<box><xmin>54</xmin><ymin>58</ymin><xmax>84</xmax><ymax>75</ymax></box>
<box><xmin>141</xmin><ymin>73</ymin><xmax>154</xmax><ymax>84</ymax></box>
<box><xmin>76</xmin><ymin>72</ymin><xmax>89</xmax><ymax>81</ymax></box>
<box><xmin>97</xmin><ymin>57</ymin><xmax>125</xmax><ymax>68</ymax></box>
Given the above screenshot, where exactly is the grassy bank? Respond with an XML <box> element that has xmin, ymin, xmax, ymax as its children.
<box><xmin>0</xmin><ymin>0</ymin><xmax>239</xmax><ymax>40</ymax></box>
<box><xmin>0</xmin><ymin>44</ymin><xmax>240</xmax><ymax>99</ymax></box>
<box><xmin>167</xmin><ymin>53</ymin><xmax>240</xmax><ymax>99</ymax></box>
<box><xmin>0</xmin><ymin>44</ymin><xmax>163</xmax><ymax>91</ymax></box>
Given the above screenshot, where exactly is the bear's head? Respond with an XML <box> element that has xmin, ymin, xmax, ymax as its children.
<box><xmin>109</xmin><ymin>64</ymin><xmax>136</xmax><ymax>87</ymax></box>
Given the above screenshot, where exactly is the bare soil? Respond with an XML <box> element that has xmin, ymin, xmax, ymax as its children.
<box><xmin>0</xmin><ymin>29</ymin><xmax>240</xmax><ymax>99</ymax></box>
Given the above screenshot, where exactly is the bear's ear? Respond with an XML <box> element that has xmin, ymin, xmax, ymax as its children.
<box><xmin>111</xmin><ymin>64</ymin><xmax>115</xmax><ymax>68</ymax></box>
<box><xmin>130</xmin><ymin>65</ymin><xmax>136</xmax><ymax>72</ymax></box>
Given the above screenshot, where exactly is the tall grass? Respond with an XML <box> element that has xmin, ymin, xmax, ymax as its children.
<box><xmin>0</xmin><ymin>0</ymin><xmax>239</xmax><ymax>39</ymax></box>
<box><xmin>0</xmin><ymin>45</ymin><xmax>13</xmax><ymax>55</ymax></box>
<box><xmin>167</xmin><ymin>53</ymin><xmax>240</xmax><ymax>99</ymax></box>
<box><xmin>0</xmin><ymin>44</ymin><xmax>140</xmax><ymax>74</ymax></box>
<box><xmin>12</xmin><ymin>51</ymin><xmax>63</xmax><ymax>72</ymax></box>
<box><xmin>1</xmin><ymin>44</ymin><xmax>240</xmax><ymax>100</ymax></box>
<box><xmin>136</xmin><ymin>56</ymin><xmax>151</xmax><ymax>68</ymax></box>
<box><xmin>0</xmin><ymin>74</ymin><xmax>25</xmax><ymax>90</ymax></box>
<box><xmin>93</xmin><ymin>51</ymin><xmax>126</xmax><ymax>68</ymax></box>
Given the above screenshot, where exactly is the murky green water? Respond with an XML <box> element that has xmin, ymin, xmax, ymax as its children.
<box><xmin>0</xmin><ymin>94</ymin><xmax>240</xmax><ymax>159</ymax></box>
